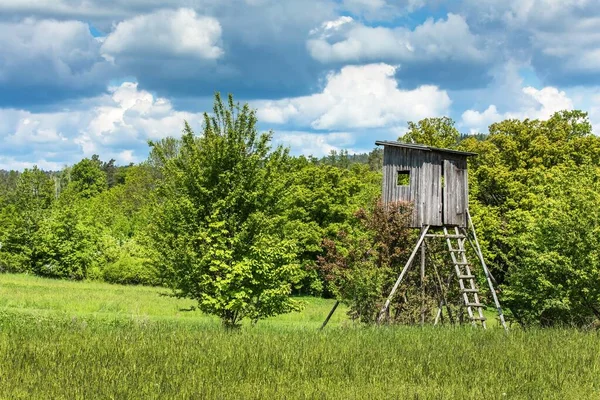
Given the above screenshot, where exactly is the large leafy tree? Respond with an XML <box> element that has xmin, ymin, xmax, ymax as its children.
<box><xmin>317</xmin><ymin>200</ymin><xmax>415</xmax><ymax>323</ymax></box>
<box><xmin>68</xmin><ymin>156</ymin><xmax>108</xmax><ymax>198</ymax></box>
<box><xmin>149</xmin><ymin>93</ymin><xmax>302</xmax><ymax>328</ymax></box>
<box><xmin>399</xmin><ymin>117</ymin><xmax>460</xmax><ymax>148</ymax></box>
<box><xmin>461</xmin><ymin>110</ymin><xmax>600</xmax><ymax>327</ymax></box>
<box><xmin>282</xmin><ymin>158</ymin><xmax>381</xmax><ymax>295</ymax></box>
<box><xmin>0</xmin><ymin>166</ymin><xmax>54</xmax><ymax>272</ymax></box>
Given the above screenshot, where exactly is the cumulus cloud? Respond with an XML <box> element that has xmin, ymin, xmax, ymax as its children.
<box><xmin>0</xmin><ymin>83</ymin><xmax>205</xmax><ymax>170</ymax></box>
<box><xmin>0</xmin><ymin>1</ymin><xmax>339</xmax><ymax>103</ymax></box>
<box><xmin>340</xmin><ymin>0</ymin><xmax>426</xmax><ymax>20</ymax></box>
<box><xmin>307</xmin><ymin>13</ymin><xmax>486</xmax><ymax>65</ymax></box>
<box><xmin>461</xmin><ymin>86</ymin><xmax>574</xmax><ymax>133</ymax></box>
<box><xmin>0</xmin><ymin>18</ymin><xmax>113</xmax><ymax>106</ymax></box>
<box><xmin>273</xmin><ymin>131</ymin><xmax>357</xmax><ymax>157</ymax></box>
<box><xmin>255</xmin><ymin>63</ymin><xmax>451</xmax><ymax>130</ymax></box>
<box><xmin>460</xmin><ymin>0</ymin><xmax>600</xmax><ymax>86</ymax></box>
<box><xmin>101</xmin><ymin>9</ymin><xmax>224</xmax><ymax>61</ymax></box>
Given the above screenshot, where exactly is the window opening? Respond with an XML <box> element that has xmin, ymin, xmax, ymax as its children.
<box><xmin>397</xmin><ymin>170</ymin><xmax>410</xmax><ymax>186</ymax></box>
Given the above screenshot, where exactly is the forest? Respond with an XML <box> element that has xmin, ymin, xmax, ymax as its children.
<box><xmin>2</xmin><ymin>94</ymin><xmax>600</xmax><ymax>329</ymax></box>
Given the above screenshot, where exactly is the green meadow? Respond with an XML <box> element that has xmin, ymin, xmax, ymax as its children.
<box><xmin>1</xmin><ymin>273</ymin><xmax>599</xmax><ymax>399</ymax></box>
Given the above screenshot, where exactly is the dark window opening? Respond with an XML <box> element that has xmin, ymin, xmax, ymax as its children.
<box><xmin>397</xmin><ymin>170</ymin><xmax>410</xmax><ymax>186</ymax></box>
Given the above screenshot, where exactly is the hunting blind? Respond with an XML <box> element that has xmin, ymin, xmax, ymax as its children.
<box><xmin>377</xmin><ymin>140</ymin><xmax>474</xmax><ymax>228</ymax></box>
<box><xmin>321</xmin><ymin>141</ymin><xmax>508</xmax><ymax>331</ymax></box>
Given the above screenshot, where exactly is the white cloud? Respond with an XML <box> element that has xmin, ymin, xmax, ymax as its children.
<box><xmin>273</xmin><ymin>131</ymin><xmax>356</xmax><ymax>157</ymax></box>
<box><xmin>461</xmin><ymin>86</ymin><xmax>574</xmax><ymax>133</ymax></box>
<box><xmin>340</xmin><ymin>0</ymin><xmax>426</xmax><ymax>20</ymax></box>
<box><xmin>0</xmin><ymin>156</ymin><xmax>65</xmax><ymax>172</ymax></box>
<box><xmin>0</xmin><ymin>82</ymin><xmax>205</xmax><ymax>170</ymax></box>
<box><xmin>0</xmin><ymin>18</ymin><xmax>112</xmax><ymax>101</ymax></box>
<box><xmin>462</xmin><ymin>0</ymin><xmax>600</xmax><ymax>83</ymax></box>
<box><xmin>307</xmin><ymin>13</ymin><xmax>486</xmax><ymax>64</ymax></box>
<box><xmin>255</xmin><ymin>63</ymin><xmax>451</xmax><ymax>130</ymax></box>
<box><xmin>101</xmin><ymin>8</ymin><xmax>223</xmax><ymax>61</ymax></box>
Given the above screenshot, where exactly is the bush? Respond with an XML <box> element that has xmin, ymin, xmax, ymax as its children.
<box><xmin>102</xmin><ymin>240</ymin><xmax>159</xmax><ymax>286</ymax></box>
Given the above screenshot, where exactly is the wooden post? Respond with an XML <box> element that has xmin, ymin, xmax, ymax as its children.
<box><xmin>434</xmin><ymin>300</ymin><xmax>443</xmax><ymax>325</ymax></box>
<box><xmin>465</xmin><ymin>210</ymin><xmax>508</xmax><ymax>332</ymax></box>
<box><xmin>421</xmin><ymin>239</ymin><xmax>426</xmax><ymax>325</ymax></box>
<box><xmin>320</xmin><ymin>300</ymin><xmax>340</xmax><ymax>330</ymax></box>
<box><xmin>377</xmin><ymin>225</ymin><xmax>430</xmax><ymax>324</ymax></box>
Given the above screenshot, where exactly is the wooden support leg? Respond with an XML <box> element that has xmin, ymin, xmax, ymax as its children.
<box><xmin>434</xmin><ymin>300</ymin><xmax>443</xmax><ymax>325</ymax></box>
<box><xmin>421</xmin><ymin>240</ymin><xmax>426</xmax><ymax>326</ymax></box>
<box><xmin>320</xmin><ymin>300</ymin><xmax>340</xmax><ymax>330</ymax></box>
<box><xmin>377</xmin><ymin>226</ymin><xmax>430</xmax><ymax>324</ymax></box>
<box><xmin>465</xmin><ymin>210</ymin><xmax>508</xmax><ymax>332</ymax></box>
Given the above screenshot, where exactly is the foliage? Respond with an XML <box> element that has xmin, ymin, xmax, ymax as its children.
<box><xmin>399</xmin><ymin>116</ymin><xmax>460</xmax><ymax>148</ymax></box>
<box><xmin>282</xmin><ymin>158</ymin><xmax>381</xmax><ymax>295</ymax></box>
<box><xmin>500</xmin><ymin>165</ymin><xmax>600</xmax><ymax>326</ymax></box>
<box><xmin>68</xmin><ymin>156</ymin><xmax>108</xmax><ymax>198</ymax></box>
<box><xmin>102</xmin><ymin>239</ymin><xmax>159</xmax><ymax>286</ymax></box>
<box><xmin>3</xmin><ymin>103</ymin><xmax>600</xmax><ymax>328</ymax></box>
<box><xmin>317</xmin><ymin>200</ymin><xmax>415</xmax><ymax>323</ymax></box>
<box><xmin>461</xmin><ymin>110</ymin><xmax>600</xmax><ymax>327</ymax></box>
<box><xmin>31</xmin><ymin>197</ymin><xmax>109</xmax><ymax>280</ymax></box>
<box><xmin>148</xmin><ymin>93</ymin><xmax>303</xmax><ymax>327</ymax></box>
<box><xmin>0</xmin><ymin>166</ymin><xmax>54</xmax><ymax>272</ymax></box>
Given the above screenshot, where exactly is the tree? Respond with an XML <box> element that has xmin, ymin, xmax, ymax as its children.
<box><xmin>148</xmin><ymin>93</ymin><xmax>302</xmax><ymax>328</ymax></box>
<box><xmin>317</xmin><ymin>200</ymin><xmax>416</xmax><ymax>323</ymax></box>
<box><xmin>400</xmin><ymin>117</ymin><xmax>460</xmax><ymax>148</ymax></box>
<box><xmin>281</xmin><ymin>159</ymin><xmax>381</xmax><ymax>295</ymax></box>
<box><xmin>68</xmin><ymin>157</ymin><xmax>107</xmax><ymax>198</ymax></box>
<box><xmin>461</xmin><ymin>110</ymin><xmax>600</xmax><ymax>327</ymax></box>
<box><xmin>0</xmin><ymin>166</ymin><xmax>54</xmax><ymax>272</ymax></box>
<box><xmin>501</xmin><ymin>165</ymin><xmax>600</xmax><ymax>326</ymax></box>
<box><xmin>32</xmin><ymin>198</ymin><xmax>109</xmax><ymax>280</ymax></box>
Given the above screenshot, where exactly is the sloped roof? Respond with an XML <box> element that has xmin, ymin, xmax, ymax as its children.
<box><xmin>374</xmin><ymin>140</ymin><xmax>478</xmax><ymax>157</ymax></box>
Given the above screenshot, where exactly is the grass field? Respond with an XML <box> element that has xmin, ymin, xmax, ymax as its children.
<box><xmin>1</xmin><ymin>274</ymin><xmax>599</xmax><ymax>399</ymax></box>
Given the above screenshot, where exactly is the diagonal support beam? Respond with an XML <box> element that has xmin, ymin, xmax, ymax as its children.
<box><xmin>377</xmin><ymin>225</ymin><xmax>430</xmax><ymax>324</ymax></box>
<box><xmin>465</xmin><ymin>209</ymin><xmax>508</xmax><ymax>332</ymax></box>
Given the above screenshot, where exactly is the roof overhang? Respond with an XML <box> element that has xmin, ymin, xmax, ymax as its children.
<box><xmin>375</xmin><ymin>140</ymin><xmax>478</xmax><ymax>157</ymax></box>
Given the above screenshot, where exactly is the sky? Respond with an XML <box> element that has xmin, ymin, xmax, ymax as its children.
<box><xmin>1</xmin><ymin>0</ymin><xmax>600</xmax><ymax>170</ymax></box>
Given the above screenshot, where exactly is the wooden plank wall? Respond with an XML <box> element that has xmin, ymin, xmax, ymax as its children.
<box><xmin>422</xmin><ymin>152</ymin><xmax>443</xmax><ymax>227</ymax></box>
<box><xmin>443</xmin><ymin>156</ymin><xmax>468</xmax><ymax>227</ymax></box>
<box><xmin>382</xmin><ymin>147</ymin><xmax>443</xmax><ymax>227</ymax></box>
<box><xmin>382</xmin><ymin>146</ymin><xmax>470</xmax><ymax>228</ymax></box>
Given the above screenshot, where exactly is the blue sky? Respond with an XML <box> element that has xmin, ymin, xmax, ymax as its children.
<box><xmin>1</xmin><ymin>0</ymin><xmax>600</xmax><ymax>170</ymax></box>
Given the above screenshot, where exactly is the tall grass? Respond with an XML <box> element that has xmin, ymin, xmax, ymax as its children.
<box><xmin>1</xmin><ymin>274</ymin><xmax>599</xmax><ymax>399</ymax></box>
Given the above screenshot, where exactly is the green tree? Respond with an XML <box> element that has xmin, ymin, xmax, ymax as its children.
<box><xmin>0</xmin><ymin>166</ymin><xmax>54</xmax><ymax>272</ymax></box>
<box><xmin>317</xmin><ymin>200</ymin><xmax>415</xmax><ymax>323</ymax></box>
<box><xmin>501</xmin><ymin>165</ymin><xmax>600</xmax><ymax>326</ymax></box>
<box><xmin>32</xmin><ymin>198</ymin><xmax>108</xmax><ymax>280</ymax></box>
<box><xmin>68</xmin><ymin>156</ymin><xmax>107</xmax><ymax>198</ymax></box>
<box><xmin>461</xmin><ymin>110</ymin><xmax>600</xmax><ymax>326</ymax></box>
<box><xmin>282</xmin><ymin>158</ymin><xmax>381</xmax><ymax>295</ymax></box>
<box><xmin>148</xmin><ymin>93</ymin><xmax>302</xmax><ymax>328</ymax></box>
<box><xmin>400</xmin><ymin>117</ymin><xmax>460</xmax><ymax>148</ymax></box>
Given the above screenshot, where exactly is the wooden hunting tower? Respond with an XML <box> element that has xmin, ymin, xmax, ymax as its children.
<box><xmin>320</xmin><ymin>141</ymin><xmax>508</xmax><ymax>331</ymax></box>
<box><xmin>375</xmin><ymin>140</ymin><xmax>477</xmax><ymax>228</ymax></box>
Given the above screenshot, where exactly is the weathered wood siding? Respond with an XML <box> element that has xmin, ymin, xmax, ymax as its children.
<box><xmin>443</xmin><ymin>157</ymin><xmax>468</xmax><ymax>227</ymax></box>
<box><xmin>381</xmin><ymin>146</ymin><xmax>469</xmax><ymax>228</ymax></box>
<box><xmin>381</xmin><ymin>146</ymin><xmax>443</xmax><ymax>227</ymax></box>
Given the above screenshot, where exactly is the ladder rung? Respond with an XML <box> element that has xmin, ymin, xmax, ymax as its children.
<box><xmin>458</xmin><ymin>274</ymin><xmax>476</xmax><ymax>279</ymax></box>
<box><xmin>466</xmin><ymin>302</ymin><xmax>484</xmax><ymax>308</ymax></box>
<box><xmin>448</xmin><ymin>249</ymin><xmax>464</xmax><ymax>252</ymax></box>
<box><xmin>454</xmin><ymin>262</ymin><xmax>470</xmax><ymax>265</ymax></box>
<box><xmin>470</xmin><ymin>316</ymin><xmax>487</xmax><ymax>321</ymax></box>
<box><xmin>444</xmin><ymin>234</ymin><xmax>466</xmax><ymax>239</ymax></box>
<box><xmin>461</xmin><ymin>288</ymin><xmax>479</xmax><ymax>293</ymax></box>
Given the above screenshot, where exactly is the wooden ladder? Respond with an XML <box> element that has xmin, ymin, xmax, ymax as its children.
<box><xmin>443</xmin><ymin>226</ymin><xmax>487</xmax><ymax>328</ymax></box>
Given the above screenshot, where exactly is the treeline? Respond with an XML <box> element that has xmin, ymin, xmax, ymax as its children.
<box><xmin>1</xmin><ymin>94</ymin><xmax>599</xmax><ymax>328</ymax></box>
